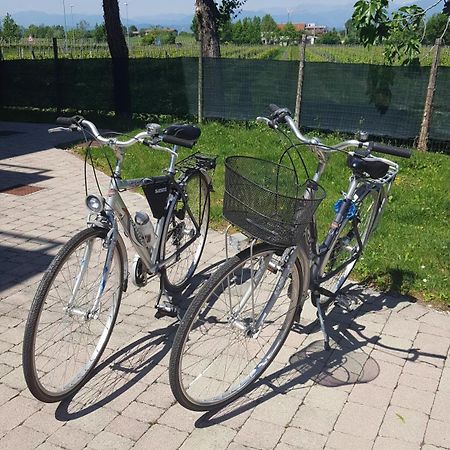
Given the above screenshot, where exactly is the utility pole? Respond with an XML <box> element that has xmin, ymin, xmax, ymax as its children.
<box><xmin>124</xmin><ymin>2</ymin><xmax>130</xmax><ymax>49</ymax></box>
<box><xmin>62</xmin><ymin>0</ymin><xmax>68</xmax><ymax>53</ymax></box>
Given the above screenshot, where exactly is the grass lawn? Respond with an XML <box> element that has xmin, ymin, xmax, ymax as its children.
<box><xmin>78</xmin><ymin>120</ymin><xmax>450</xmax><ymax>307</ymax></box>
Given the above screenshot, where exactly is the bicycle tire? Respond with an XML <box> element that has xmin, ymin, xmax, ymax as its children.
<box><xmin>160</xmin><ymin>170</ymin><xmax>210</xmax><ymax>292</ymax></box>
<box><xmin>169</xmin><ymin>243</ymin><xmax>305</xmax><ymax>411</ymax></box>
<box><xmin>319</xmin><ymin>187</ymin><xmax>381</xmax><ymax>297</ymax></box>
<box><xmin>22</xmin><ymin>227</ymin><xmax>124</xmax><ymax>402</ymax></box>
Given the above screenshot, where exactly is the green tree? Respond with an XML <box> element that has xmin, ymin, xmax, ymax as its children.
<box><xmin>318</xmin><ymin>30</ymin><xmax>342</xmax><ymax>45</ymax></box>
<box><xmin>2</xmin><ymin>13</ymin><xmax>21</xmax><ymax>41</ymax></box>
<box><xmin>282</xmin><ymin>22</ymin><xmax>299</xmax><ymax>45</ymax></box>
<box><xmin>352</xmin><ymin>0</ymin><xmax>449</xmax><ymax>64</ymax></box>
<box><xmin>93</xmin><ymin>23</ymin><xmax>107</xmax><ymax>42</ymax></box>
<box><xmin>128</xmin><ymin>25</ymin><xmax>138</xmax><ymax>36</ymax></box>
<box><xmin>424</xmin><ymin>13</ymin><xmax>450</xmax><ymax>44</ymax></box>
<box><xmin>344</xmin><ymin>19</ymin><xmax>360</xmax><ymax>44</ymax></box>
<box><xmin>261</xmin><ymin>14</ymin><xmax>277</xmax><ymax>33</ymax></box>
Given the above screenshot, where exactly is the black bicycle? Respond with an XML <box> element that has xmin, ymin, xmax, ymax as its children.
<box><xmin>169</xmin><ymin>105</ymin><xmax>411</xmax><ymax>411</ymax></box>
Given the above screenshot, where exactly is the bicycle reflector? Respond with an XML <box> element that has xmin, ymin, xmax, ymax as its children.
<box><xmin>86</xmin><ymin>194</ymin><xmax>105</xmax><ymax>213</ymax></box>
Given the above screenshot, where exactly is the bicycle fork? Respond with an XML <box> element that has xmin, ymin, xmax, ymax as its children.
<box><xmin>246</xmin><ymin>247</ymin><xmax>299</xmax><ymax>338</ymax></box>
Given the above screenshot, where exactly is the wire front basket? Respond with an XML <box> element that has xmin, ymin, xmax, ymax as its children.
<box><xmin>223</xmin><ymin>156</ymin><xmax>326</xmax><ymax>247</ymax></box>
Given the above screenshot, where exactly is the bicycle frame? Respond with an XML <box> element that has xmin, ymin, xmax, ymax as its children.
<box><xmin>83</xmin><ymin>141</ymin><xmax>207</xmax><ymax>311</ymax></box>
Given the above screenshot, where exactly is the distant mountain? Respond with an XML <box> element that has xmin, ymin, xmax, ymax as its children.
<box><xmin>7</xmin><ymin>7</ymin><xmax>348</xmax><ymax>32</ymax></box>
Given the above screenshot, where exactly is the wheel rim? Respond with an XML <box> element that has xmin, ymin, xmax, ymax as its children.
<box><xmin>320</xmin><ymin>190</ymin><xmax>378</xmax><ymax>295</ymax></box>
<box><xmin>176</xmin><ymin>250</ymin><xmax>299</xmax><ymax>408</ymax></box>
<box><xmin>31</xmin><ymin>233</ymin><xmax>122</xmax><ymax>397</ymax></box>
<box><xmin>163</xmin><ymin>174</ymin><xmax>209</xmax><ymax>288</ymax></box>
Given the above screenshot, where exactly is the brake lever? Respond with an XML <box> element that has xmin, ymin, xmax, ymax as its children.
<box><xmin>48</xmin><ymin>124</ymin><xmax>82</xmax><ymax>134</ymax></box>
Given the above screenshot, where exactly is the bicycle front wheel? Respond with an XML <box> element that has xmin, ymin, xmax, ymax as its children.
<box><xmin>161</xmin><ymin>171</ymin><xmax>210</xmax><ymax>292</ymax></box>
<box><xmin>169</xmin><ymin>243</ymin><xmax>304</xmax><ymax>411</ymax></box>
<box><xmin>319</xmin><ymin>187</ymin><xmax>380</xmax><ymax>297</ymax></box>
<box><xmin>22</xmin><ymin>227</ymin><xmax>124</xmax><ymax>402</ymax></box>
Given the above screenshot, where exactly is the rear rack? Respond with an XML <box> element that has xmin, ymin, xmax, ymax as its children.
<box><xmin>176</xmin><ymin>152</ymin><xmax>217</xmax><ymax>172</ymax></box>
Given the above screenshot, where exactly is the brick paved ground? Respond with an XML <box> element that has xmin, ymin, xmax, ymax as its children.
<box><xmin>0</xmin><ymin>121</ymin><xmax>449</xmax><ymax>450</ymax></box>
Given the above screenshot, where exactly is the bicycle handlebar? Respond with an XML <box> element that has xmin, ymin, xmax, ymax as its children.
<box><xmin>260</xmin><ymin>105</ymin><xmax>412</xmax><ymax>159</ymax></box>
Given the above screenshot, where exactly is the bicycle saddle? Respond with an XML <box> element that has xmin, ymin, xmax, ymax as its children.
<box><xmin>164</xmin><ymin>124</ymin><xmax>201</xmax><ymax>143</ymax></box>
<box><xmin>347</xmin><ymin>154</ymin><xmax>390</xmax><ymax>179</ymax></box>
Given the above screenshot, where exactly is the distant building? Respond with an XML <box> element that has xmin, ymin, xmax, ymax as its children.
<box><xmin>261</xmin><ymin>22</ymin><xmax>327</xmax><ymax>45</ymax></box>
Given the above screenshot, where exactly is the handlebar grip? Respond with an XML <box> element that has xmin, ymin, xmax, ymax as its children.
<box><xmin>269</xmin><ymin>104</ymin><xmax>281</xmax><ymax>113</ymax></box>
<box><xmin>56</xmin><ymin>117</ymin><xmax>74</xmax><ymax>126</ymax></box>
<box><xmin>369</xmin><ymin>142</ymin><xmax>412</xmax><ymax>159</ymax></box>
<box><xmin>162</xmin><ymin>134</ymin><xmax>195</xmax><ymax>149</ymax></box>
<box><xmin>56</xmin><ymin>115</ymin><xmax>84</xmax><ymax>126</ymax></box>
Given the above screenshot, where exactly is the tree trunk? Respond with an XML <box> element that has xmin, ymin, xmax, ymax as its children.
<box><xmin>196</xmin><ymin>0</ymin><xmax>221</xmax><ymax>57</ymax></box>
<box><xmin>103</xmin><ymin>0</ymin><xmax>131</xmax><ymax>119</ymax></box>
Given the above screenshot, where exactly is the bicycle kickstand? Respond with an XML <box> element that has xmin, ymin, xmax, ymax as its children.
<box><xmin>155</xmin><ymin>278</ymin><xmax>179</xmax><ymax>319</ymax></box>
<box><xmin>312</xmin><ymin>291</ymin><xmax>331</xmax><ymax>351</ymax></box>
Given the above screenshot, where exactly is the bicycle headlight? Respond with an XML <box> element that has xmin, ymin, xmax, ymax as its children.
<box><xmin>86</xmin><ymin>194</ymin><xmax>104</xmax><ymax>213</ymax></box>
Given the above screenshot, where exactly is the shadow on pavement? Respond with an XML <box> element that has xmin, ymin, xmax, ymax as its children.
<box><xmin>0</xmin><ymin>231</ymin><xmax>63</xmax><ymax>295</ymax></box>
<box><xmin>0</xmin><ymin>162</ymin><xmax>53</xmax><ymax>191</ymax></box>
<box><xmin>194</xmin><ymin>287</ymin><xmax>445</xmax><ymax>428</ymax></box>
<box><xmin>53</xmin><ymin>260</ymin><xmax>226</xmax><ymax>421</ymax></box>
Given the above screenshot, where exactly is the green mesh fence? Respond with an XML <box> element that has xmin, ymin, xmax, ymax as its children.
<box><xmin>0</xmin><ymin>57</ymin><xmax>449</xmax><ymax>146</ymax></box>
<box><xmin>301</xmin><ymin>63</ymin><xmax>429</xmax><ymax>140</ymax></box>
<box><xmin>203</xmin><ymin>59</ymin><xmax>298</xmax><ymax>119</ymax></box>
<box><xmin>430</xmin><ymin>66</ymin><xmax>450</xmax><ymax>142</ymax></box>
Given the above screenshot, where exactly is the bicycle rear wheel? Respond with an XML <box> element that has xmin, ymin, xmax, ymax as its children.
<box><xmin>161</xmin><ymin>171</ymin><xmax>210</xmax><ymax>292</ymax></box>
<box><xmin>169</xmin><ymin>243</ymin><xmax>304</xmax><ymax>411</ymax></box>
<box><xmin>319</xmin><ymin>187</ymin><xmax>380</xmax><ymax>297</ymax></box>
<box><xmin>22</xmin><ymin>227</ymin><xmax>123</xmax><ymax>402</ymax></box>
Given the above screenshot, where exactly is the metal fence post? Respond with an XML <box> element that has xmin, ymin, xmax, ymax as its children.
<box><xmin>198</xmin><ymin>37</ymin><xmax>203</xmax><ymax>124</ymax></box>
<box><xmin>418</xmin><ymin>38</ymin><xmax>442</xmax><ymax>151</ymax></box>
<box><xmin>294</xmin><ymin>35</ymin><xmax>307</xmax><ymax>126</ymax></box>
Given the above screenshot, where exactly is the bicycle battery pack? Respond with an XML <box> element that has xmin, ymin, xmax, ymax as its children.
<box><xmin>142</xmin><ymin>176</ymin><xmax>172</xmax><ymax>219</ymax></box>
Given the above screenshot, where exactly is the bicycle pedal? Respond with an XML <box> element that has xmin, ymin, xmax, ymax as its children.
<box><xmin>335</xmin><ymin>295</ymin><xmax>359</xmax><ymax>311</ymax></box>
<box><xmin>155</xmin><ymin>300</ymin><xmax>178</xmax><ymax>318</ymax></box>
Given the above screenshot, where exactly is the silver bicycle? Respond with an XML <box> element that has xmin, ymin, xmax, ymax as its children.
<box><xmin>22</xmin><ymin>116</ymin><xmax>216</xmax><ymax>402</ymax></box>
<box><xmin>169</xmin><ymin>105</ymin><xmax>411</xmax><ymax>411</ymax></box>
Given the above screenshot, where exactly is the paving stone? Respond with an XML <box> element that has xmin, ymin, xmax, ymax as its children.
<box><xmin>0</xmin><ymin>394</ymin><xmax>41</xmax><ymax>433</ymax></box>
<box><xmin>136</xmin><ymin>381</ymin><xmax>176</xmax><ymax>409</ymax></box>
<box><xmin>62</xmin><ymin>407</ymin><xmax>118</xmax><ymax>434</ymax></box>
<box><xmin>180</xmin><ymin>424</ymin><xmax>236</xmax><ymax>450</ymax></box>
<box><xmin>379</xmin><ymin>405</ymin><xmax>428</xmax><ymax>444</ymax></box>
<box><xmin>334</xmin><ymin>402</ymin><xmax>385</xmax><ymax>440</ymax></box>
<box><xmin>348</xmin><ymin>382</ymin><xmax>392</xmax><ymax>410</ymax></box>
<box><xmin>251</xmin><ymin>393</ymin><xmax>299</xmax><ymax>427</ymax></box>
<box><xmin>1</xmin><ymin>425</ymin><xmax>47</xmax><ymax>450</ymax></box>
<box><xmin>281</xmin><ymin>427</ymin><xmax>327</xmax><ymax>450</ymax></box>
<box><xmin>373</xmin><ymin>436</ymin><xmax>421</xmax><ymax>450</ymax></box>
<box><xmin>325</xmin><ymin>430</ymin><xmax>373</xmax><ymax>450</ymax></box>
<box><xmin>24</xmin><ymin>410</ymin><xmax>65</xmax><ymax>435</ymax></box>
<box><xmin>87</xmin><ymin>430</ymin><xmax>134</xmax><ymax>450</ymax></box>
<box><xmin>398</xmin><ymin>371</ymin><xmax>439</xmax><ymax>392</ymax></box>
<box><xmin>425</xmin><ymin>418</ymin><xmax>450</xmax><ymax>449</ymax></box>
<box><xmin>291</xmin><ymin>404</ymin><xmax>338</xmax><ymax>436</ymax></box>
<box><xmin>303</xmin><ymin>385</ymin><xmax>348</xmax><ymax>413</ymax></box>
<box><xmin>105</xmin><ymin>414</ymin><xmax>148</xmax><ymax>441</ymax></box>
<box><xmin>430</xmin><ymin>390</ymin><xmax>450</xmax><ymax>422</ymax></box>
<box><xmin>382</xmin><ymin>316</ymin><xmax>420</xmax><ymax>341</ymax></box>
<box><xmin>0</xmin><ymin>383</ymin><xmax>17</xmax><ymax>407</ymax></box>
<box><xmin>390</xmin><ymin>384</ymin><xmax>434</xmax><ymax>414</ymax></box>
<box><xmin>437</xmin><ymin>367</ymin><xmax>450</xmax><ymax>393</ymax></box>
<box><xmin>234</xmin><ymin>418</ymin><xmax>284</xmax><ymax>450</ymax></box>
<box><xmin>402</xmin><ymin>360</ymin><xmax>442</xmax><ymax>380</ymax></box>
<box><xmin>133</xmin><ymin>424</ymin><xmax>188</xmax><ymax>450</ymax></box>
<box><xmin>122</xmin><ymin>400</ymin><xmax>164</xmax><ymax>424</ymax></box>
<box><xmin>48</xmin><ymin>424</ymin><xmax>94</xmax><ymax>450</ymax></box>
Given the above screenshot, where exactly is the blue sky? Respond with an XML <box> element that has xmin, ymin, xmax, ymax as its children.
<box><xmin>0</xmin><ymin>1</ymin><xmax>420</xmax><ymax>19</ymax></box>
